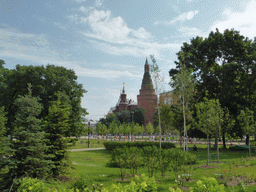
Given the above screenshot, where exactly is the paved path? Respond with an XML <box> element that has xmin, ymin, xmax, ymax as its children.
<box><xmin>69</xmin><ymin>147</ymin><xmax>105</xmax><ymax>152</ymax></box>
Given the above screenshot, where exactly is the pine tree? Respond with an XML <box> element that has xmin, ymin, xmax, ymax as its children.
<box><xmin>44</xmin><ymin>91</ymin><xmax>71</xmax><ymax>176</ymax></box>
<box><xmin>1</xmin><ymin>84</ymin><xmax>53</xmax><ymax>190</ymax></box>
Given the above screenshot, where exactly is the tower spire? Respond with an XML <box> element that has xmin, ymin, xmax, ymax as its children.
<box><xmin>122</xmin><ymin>82</ymin><xmax>125</xmax><ymax>94</ymax></box>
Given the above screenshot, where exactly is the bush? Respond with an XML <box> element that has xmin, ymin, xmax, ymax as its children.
<box><xmin>103</xmin><ymin>141</ymin><xmax>175</xmax><ymax>151</ymax></box>
<box><xmin>192</xmin><ymin>177</ymin><xmax>225</xmax><ymax>192</ymax></box>
<box><xmin>17</xmin><ymin>177</ymin><xmax>50</xmax><ymax>192</ymax></box>
<box><xmin>102</xmin><ymin>174</ymin><xmax>157</xmax><ymax>192</ymax></box>
<box><xmin>71</xmin><ymin>174</ymin><xmax>92</xmax><ymax>191</ymax></box>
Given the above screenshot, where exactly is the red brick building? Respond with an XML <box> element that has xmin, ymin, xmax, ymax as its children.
<box><xmin>112</xmin><ymin>58</ymin><xmax>157</xmax><ymax>126</ymax></box>
<box><xmin>137</xmin><ymin>58</ymin><xmax>157</xmax><ymax>126</ymax></box>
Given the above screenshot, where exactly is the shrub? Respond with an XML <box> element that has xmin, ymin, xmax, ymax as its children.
<box><xmin>71</xmin><ymin>174</ymin><xmax>92</xmax><ymax>192</ymax></box>
<box><xmin>103</xmin><ymin>141</ymin><xmax>175</xmax><ymax>151</ymax></box>
<box><xmin>192</xmin><ymin>177</ymin><xmax>225</xmax><ymax>192</ymax></box>
<box><xmin>17</xmin><ymin>177</ymin><xmax>50</xmax><ymax>192</ymax></box>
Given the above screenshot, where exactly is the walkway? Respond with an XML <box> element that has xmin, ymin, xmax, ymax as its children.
<box><xmin>69</xmin><ymin>147</ymin><xmax>105</xmax><ymax>152</ymax></box>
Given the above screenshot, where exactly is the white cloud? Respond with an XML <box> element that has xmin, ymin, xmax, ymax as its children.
<box><xmin>79</xmin><ymin>6</ymin><xmax>94</xmax><ymax>13</ymax></box>
<box><xmin>95</xmin><ymin>0</ymin><xmax>102</xmax><ymax>7</ymax></box>
<box><xmin>154</xmin><ymin>10</ymin><xmax>199</xmax><ymax>25</ymax></box>
<box><xmin>0</xmin><ymin>27</ymin><xmax>142</xmax><ymax>80</ymax></box>
<box><xmin>178</xmin><ymin>27</ymin><xmax>202</xmax><ymax>36</ymax></box>
<box><xmin>210</xmin><ymin>0</ymin><xmax>256</xmax><ymax>39</ymax></box>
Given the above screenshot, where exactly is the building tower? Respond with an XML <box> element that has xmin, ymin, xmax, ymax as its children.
<box><xmin>137</xmin><ymin>58</ymin><xmax>157</xmax><ymax>126</ymax></box>
<box><xmin>117</xmin><ymin>82</ymin><xmax>128</xmax><ymax>112</ymax></box>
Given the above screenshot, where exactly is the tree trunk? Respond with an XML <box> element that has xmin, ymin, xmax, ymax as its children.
<box><xmin>222</xmin><ymin>132</ymin><xmax>226</xmax><ymax>149</ymax></box>
<box><xmin>207</xmin><ymin>134</ymin><xmax>209</xmax><ymax>166</ymax></box>
<box><xmin>246</xmin><ymin>134</ymin><xmax>249</xmax><ymax>145</ymax></box>
<box><xmin>249</xmin><ymin>134</ymin><xmax>251</xmax><ymax>158</ymax></box>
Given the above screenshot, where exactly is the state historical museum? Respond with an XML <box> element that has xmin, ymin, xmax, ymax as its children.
<box><xmin>113</xmin><ymin>58</ymin><xmax>157</xmax><ymax>126</ymax></box>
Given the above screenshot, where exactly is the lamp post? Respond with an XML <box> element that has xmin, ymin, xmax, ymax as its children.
<box><xmin>88</xmin><ymin>121</ymin><xmax>90</xmax><ymax>148</ymax></box>
<box><xmin>131</xmin><ymin>111</ymin><xmax>134</xmax><ymax>142</ymax></box>
<box><xmin>88</xmin><ymin>119</ymin><xmax>93</xmax><ymax>148</ymax></box>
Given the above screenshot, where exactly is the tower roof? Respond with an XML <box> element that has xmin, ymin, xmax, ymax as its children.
<box><xmin>141</xmin><ymin>58</ymin><xmax>153</xmax><ymax>88</ymax></box>
<box><xmin>122</xmin><ymin>82</ymin><xmax>125</xmax><ymax>94</ymax></box>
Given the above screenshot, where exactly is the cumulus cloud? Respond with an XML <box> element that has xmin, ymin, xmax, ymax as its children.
<box><xmin>209</xmin><ymin>0</ymin><xmax>256</xmax><ymax>39</ymax></box>
<box><xmin>0</xmin><ymin>27</ymin><xmax>142</xmax><ymax>80</ymax></box>
<box><xmin>178</xmin><ymin>27</ymin><xmax>202</xmax><ymax>36</ymax></box>
<box><xmin>154</xmin><ymin>10</ymin><xmax>199</xmax><ymax>25</ymax></box>
<box><xmin>94</xmin><ymin>0</ymin><xmax>102</xmax><ymax>7</ymax></box>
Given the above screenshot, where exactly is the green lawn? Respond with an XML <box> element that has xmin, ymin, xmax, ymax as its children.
<box><xmin>66</xmin><ymin>143</ymin><xmax>256</xmax><ymax>191</ymax></box>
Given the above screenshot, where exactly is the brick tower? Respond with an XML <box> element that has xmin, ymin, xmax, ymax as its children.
<box><xmin>137</xmin><ymin>58</ymin><xmax>157</xmax><ymax>126</ymax></box>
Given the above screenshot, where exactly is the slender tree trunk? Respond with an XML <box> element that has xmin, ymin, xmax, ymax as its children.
<box><xmin>217</xmin><ymin>135</ymin><xmax>219</xmax><ymax>163</ymax></box>
<box><xmin>246</xmin><ymin>134</ymin><xmax>249</xmax><ymax>145</ymax></box>
<box><xmin>222</xmin><ymin>132</ymin><xmax>226</xmax><ymax>149</ymax></box>
<box><xmin>207</xmin><ymin>134</ymin><xmax>209</xmax><ymax>166</ymax></box>
<box><xmin>249</xmin><ymin>134</ymin><xmax>251</xmax><ymax>158</ymax></box>
<box><xmin>183</xmin><ymin>96</ymin><xmax>187</xmax><ymax>151</ymax></box>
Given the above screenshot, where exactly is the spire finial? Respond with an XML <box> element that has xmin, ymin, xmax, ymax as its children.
<box><xmin>122</xmin><ymin>82</ymin><xmax>125</xmax><ymax>94</ymax></box>
<box><xmin>145</xmin><ymin>57</ymin><xmax>148</xmax><ymax>65</ymax></box>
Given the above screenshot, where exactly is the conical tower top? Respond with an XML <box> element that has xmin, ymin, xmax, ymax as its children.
<box><xmin>122</xmin><ymin>82</ymin><xmax>125</xmax><ymax>94</ymax></box>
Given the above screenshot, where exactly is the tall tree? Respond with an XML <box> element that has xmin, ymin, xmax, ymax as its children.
<box><xmin>43</xmin><ymin>91</ymin><xmax>71</xmax><ymax>176</ymax></box>
<box><xmin>237</xmin><ymin>108</ymin><xmax>255</xmax><ymax>157</ymax></box>
<box><xmin>150</xmin><ymin>55</ymin><xmax>165</xmax><ymax>148</ymax></box>
<box><xmin>1</xmin><ymin>84</ymin><xmax>53</xmax><ymax>190</ymax></box>
<box><xmin>170</xmin><ymin>60</ymin><xmax>196</xmax><ymax>151</ymax></box>
<box><xmin>195</xmin><ymin>98</ymin><xmax>224</xmax><ymax>165</ymax></box>
<box><xmin>116</xmin><ymin>109</ymin><xmax>131</xmax><ymax>124</ymax></box>
<box><xmin>133</xmin><ymin>107</ymin><xmax>145</xmax><ymax>126</ymax></box>
<box><xmin>0</xmin><ymin>63</ymin><xmax>87</xmax><ymax>137</ymax></box>
<box><xmin>170</xmin><ymin>29</ymin><xmax>256</xmax><ymax>141</ymax></box>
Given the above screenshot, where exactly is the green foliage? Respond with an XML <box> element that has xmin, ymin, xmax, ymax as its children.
<box><xmin>71</xmin><ymin>174</ymin><xmax>92</xmax><ymax>192</ymax></box>
<box><xmin>145</xmin><ymin>122</ymin><xmax>154</xmax><ymax>135</ymax></box>
<box><xmin>195</xmin><ymin>97</ymin><xmax>224</xmax><ymax>165</ymax></box>
<box><xmin>142</xmin><ymin>146</ymin><xmax>159</xmax><ymax>177</ymax></box>
<box><xmin>0</xmin><ymin>63</ymin><xmax>87</xmax><ymax>137</ymax></box>
<box><xmin>103</xmin><ymin>141</ymin><xmax>175</xmax><ymax>151</ymax></box>
<box><xmin>44</xmin><ymin>92</ymin><xmax>71</xmax><ymax>176</ymax></box>
<box><xmin>1</xmin><ymin>85</ymin><xmax>54</xmax><ymax>190</ymax></box>
<box><xmin>99</xmin><ymin>113</ymin><xmax>120</xmax><ymax>129</ymax></box>
<box><xmin>17</xmin><ymin>177</ymin><xmax>50</xmax><ymax>192</ymax></box>
<box><xmin>191</xmin><ymin>177</ymin><xmax>225</xmax><ymax>192</ymax></box>
<box><xmin>0</xmin><ymin>106</ymin><xmax>8</xmax><ymax>158</ymax></box>
<box><xmin>133</xmin><ymin>107</ymin><xmax>145</xmax><ymax>126</ymax></box>
<box><xmin>111</xmin><ymin>147</ymin><xmax>129</xmax><ymax>180</ymax></box>
<box><xmin>109</xmin><ymin>121</ymin><xmax>119</xmax><ymax>136</ymax></box>
<box><xmin>116</xmin><ymin>109</ymin><xmax>131</xmax><ymax>124</ymax></box>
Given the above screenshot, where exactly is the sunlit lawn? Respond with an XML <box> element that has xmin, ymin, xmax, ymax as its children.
<box><xmin>67</xmin><ymin>143</ymin><xmax>256</xmax><ymax>191</ymax></box>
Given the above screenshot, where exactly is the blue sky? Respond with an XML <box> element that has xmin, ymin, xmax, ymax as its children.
<box><xmin>1</xmin><ymin>0</ymin><xmax>255</xmax><ymax>121</ymax></box>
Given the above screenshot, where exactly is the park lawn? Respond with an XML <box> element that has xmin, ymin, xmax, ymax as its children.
<box><xmin>67</xmin><ymin>138</ymin><xmax>105</xmax><ymax>149</ymax></box>
<box><xmin>66</xmin><ymin>144</ymin><xmax>256</xmax><ymax>191</ymax></box>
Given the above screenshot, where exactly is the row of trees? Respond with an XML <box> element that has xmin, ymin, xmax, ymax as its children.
<box><xmin>169</xmin><ymin>28</ymin><xmax>256</xmax><ymax>146</ymax></box>
<box><xmin>0</xmin><ymin>61</ymin><xmax>87</xmax><ymax>190</ymax></box>
<box><xmin>99</xmin><ymin>107</ymin><xmax>145</xmax><ymax>127</ymax></box>
<box><xmin>95</xmin><ymin>121</ymin><xmax>155</xmax><ymax>139</ymax></box>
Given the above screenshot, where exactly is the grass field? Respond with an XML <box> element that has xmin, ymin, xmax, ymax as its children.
<box><xmin>66</xmin><ymin>141</ymin><xmax>256</xmax><ymax>191</ymax></box>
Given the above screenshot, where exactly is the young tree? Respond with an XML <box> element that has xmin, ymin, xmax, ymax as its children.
<box><xmin>195</xmin><ymin>98</ymin><xmax>223</xmax><ymax>165</ymax></box>
<box><xmin>170</xmin><ymin>60</ymin><xmax>196</xmax><ymax>151</ymax></box>
<box><xmin>238</xmin><ymin>108</ymin><xmax>255</xmax><ymax>157</ymax></box>
<box><xmin>109</xmin><ymin>121</ymin><xmax>118</xmax><ymax>140</ymax></box>
<box><xmin>43</xmin><ymin>91</ymin><xmax>71</xmax><ymax>176</ymax></box>
<box><xmin>1</xmin><ymin>84</ymin><xmax>53</xmax><ymax>189</ymax></box>
<box><xmin>150</xmin><ymin>55</ymin><xmax>165</xmax><ymax>148</ymax></box>
<box><xmin>145</xmin><ymin>122</ymin><xmax>154</xmax><ymax>137</ymax></box>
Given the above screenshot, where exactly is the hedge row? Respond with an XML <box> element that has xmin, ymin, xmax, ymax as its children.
<box><xmin>103</xmin><ymin>141</ymin><xmax>175</xmax><ymax>151</ymax></box>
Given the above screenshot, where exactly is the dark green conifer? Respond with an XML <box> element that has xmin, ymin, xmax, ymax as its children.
<box><xmin>44</xmin><ymin>91</ymin><xmax>71</xmax><ymax>176</ymax></box>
